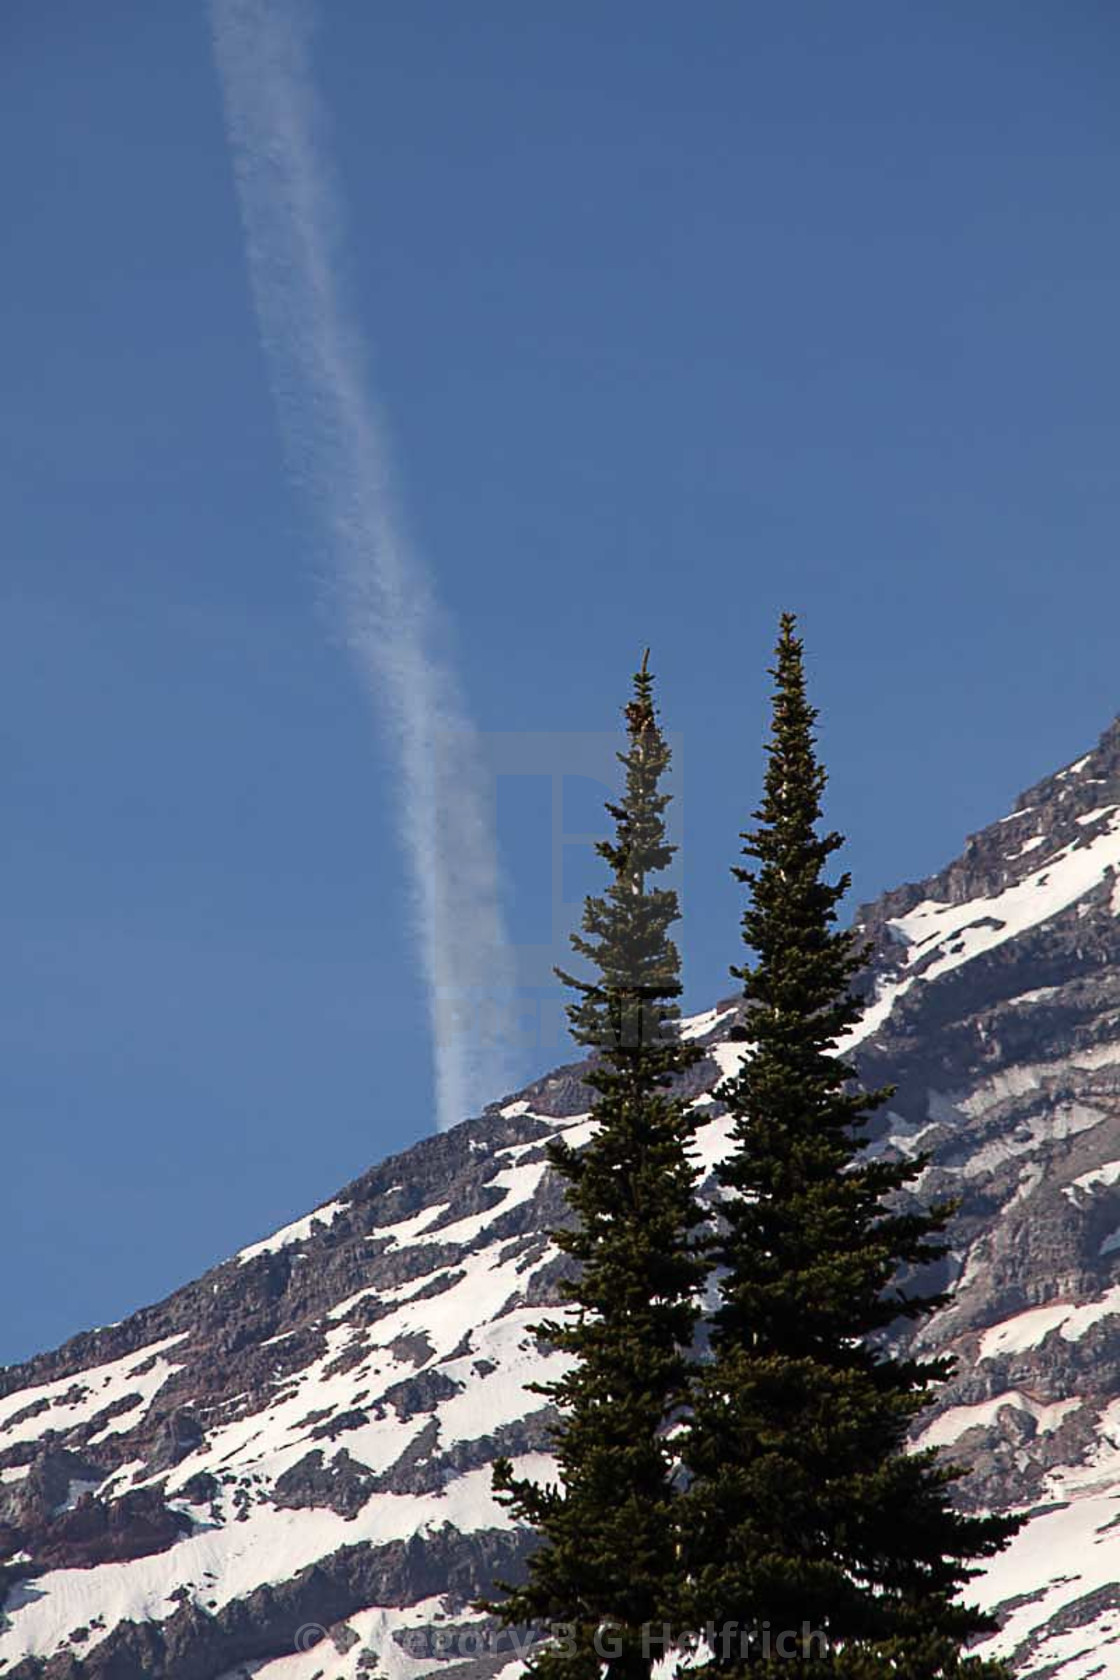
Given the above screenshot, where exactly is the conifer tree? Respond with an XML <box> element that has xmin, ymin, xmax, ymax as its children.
<box><xmin>488</xmin><ymin>653</ymin><xmax>706</xmax><ymax>1680</ymax></box>
<box><xmin>681</xmin><ymin>614</ymin><xmax>1018</xmax><ymax>1679</ymax></box>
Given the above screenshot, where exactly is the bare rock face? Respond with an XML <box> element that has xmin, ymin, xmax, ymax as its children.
<box><xmin>4</xmin><ymin>718</ymin><xmax>1120</xmax><ymax>1680</ymax></box>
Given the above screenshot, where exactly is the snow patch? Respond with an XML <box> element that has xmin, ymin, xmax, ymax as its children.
<box><xmin>916</xmin><ymin>1392</ymin><xmax>1080</xmax><ymax>1450</ymax></box>
<box><xmin>372</xmin><ymin>1203</ymin><xmax>452</xmax><ymax>1246</ymax></box>
<box><xmin>0</xmin><ymin>1335</ymin><xmax>187</xmax><ymax>1452</ymax></box>
<box><xmin>1007</xmin><ymin>985</ymin><xmax>1060</xmax><ymax>1006</ymax></box>
<box><xmin>0</xmin><ymin>1461</ymin><xmax>545</xmax><ymax>1666</ymax></box>
<box><xmin>237</xmin><ymin>1201</ymin><xmax>350</xmax><ymax>1264</ymax></box>
<box><xmin>886</xmin><ymin>811</ymin><xmax>1120</xmax><ymax>990</ymax></box>
<box><xmin>971</xmin><ymin>1488</ymin><xmax>1120</xmax><ymax>1675</ymax></box>
<box><xmin>1010</xmin><ymin>834</ymin><xmax>1047</xmax><ymax>859</ymax></box>
<box><xmin>1063</xmin><ymin>1160</ymin><xmax>1120</xmax><ymax>1202</ymax></box>
<box><xmin>709</xmin><ymin>1040</ymin><xmax>749</xmax><ymax>1081</ymax></box>
<box><xmin>679</xmin><ymin>1005</ymin><xmax>736</xmax><ymax>1042</ymax></box>
<box><xmin>979</xmin><ymin>1284</ymin><xmax>1120</xmax><ymax>1360</ymax></box>
<box><xmin>396</xmin><ymin>1162</ymin><xmax>546</xmax><ymax>1251</ymax></box>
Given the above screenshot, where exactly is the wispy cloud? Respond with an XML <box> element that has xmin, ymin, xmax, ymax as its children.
<box><xmin>210</xmin><ymin>0</ymin><xmax>520</xmax><ymax>1129</ymax></box>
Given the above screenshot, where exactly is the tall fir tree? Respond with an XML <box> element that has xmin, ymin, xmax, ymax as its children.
<box><xmin>681</xmin><ymin>614</ymin><xmax>1018</xmax><ymax>1679</ymax></box>
<box><xmin>487</xmin><ymin>654</ymin><xmax>706</xmax><ymax>1680</ymax></box>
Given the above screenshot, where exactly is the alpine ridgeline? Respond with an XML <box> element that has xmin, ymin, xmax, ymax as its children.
<box><xmin>5</xmin><ymin>718</ymin><xmax>1120</xmax><ymax>1680</ymax></box>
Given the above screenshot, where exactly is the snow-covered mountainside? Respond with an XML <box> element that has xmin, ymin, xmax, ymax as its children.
<box><xmin>6</xmin><ymin>719</ymin><xmax>1120</xmax><ymax>1680</ymax></box>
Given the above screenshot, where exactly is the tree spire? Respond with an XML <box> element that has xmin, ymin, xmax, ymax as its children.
<box><xmin>487</xmin><ymin>652</ymin><xmax>705</xmax><ymax>1680</ymax></box>
<box><xmin>681</xmin><ymin>612</ymin><xmax>1019</xmax><ymax>1677</ymax></box>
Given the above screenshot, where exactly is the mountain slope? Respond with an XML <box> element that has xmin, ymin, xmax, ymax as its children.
<box><xmin>4</xmin><ymin>720</ymin><xmax>1120</xmax><ymax>1680</ymax></box>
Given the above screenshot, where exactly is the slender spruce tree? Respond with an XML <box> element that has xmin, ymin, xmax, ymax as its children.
<box><xmin>681</xmin><ymin>614</ymin><xmax>1018</xmax><ymax>1679</ymax></box>
<box><xmin>488</xmin><ymin>653</ymin><xmax>706</xmax><ymax>1680</ymax></box>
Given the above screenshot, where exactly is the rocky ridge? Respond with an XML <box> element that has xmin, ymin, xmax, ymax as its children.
<box><xmin>4</xmin><ymin>720</ymin><xmax>1120</xmax><ymax>1680</ymax></box>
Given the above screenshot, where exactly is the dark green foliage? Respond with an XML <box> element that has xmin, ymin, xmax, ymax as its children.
<box><xmin>681</xmin><ymin>614</ymin><xmax>1019</xmax><ymax>1678</ymax></box>
<box><xmin>487</xmin><ymin>654</ymin><xmax>706</xmax><ymax>1680</ymax></box>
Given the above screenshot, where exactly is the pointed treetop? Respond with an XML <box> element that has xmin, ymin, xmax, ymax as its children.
<box><xmin>626</xmin><ymin>649</ymin><xmax>657</xmax><ymax>743</ymax></box>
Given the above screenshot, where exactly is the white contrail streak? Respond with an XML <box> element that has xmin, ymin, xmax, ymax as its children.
<box><xmin>210</xmin><ymin>0</ymin><xmax>520</xmax><ymax>1130</ymax></box>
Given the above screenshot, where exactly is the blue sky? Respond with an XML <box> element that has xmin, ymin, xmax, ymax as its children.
<box><xmin>2</xmin><ymin>3</ymin><xmax>1118</xmax><ymax>1363</ymax></box>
